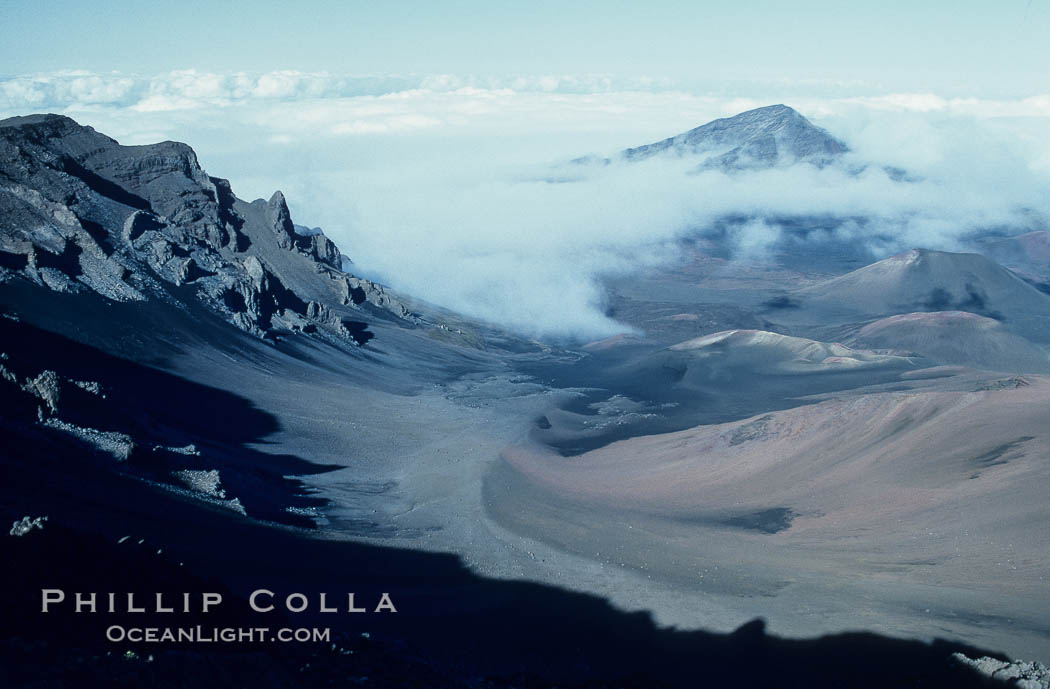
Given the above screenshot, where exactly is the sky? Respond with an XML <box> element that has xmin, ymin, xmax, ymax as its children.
<box><xmin>3</xmin><ymin>1</ymin><xmax>1049</xmax><ymax>95</ymax></box>
<box><xmin>1</xmin><ymin>2</ymin><xmax>1049</xmax><ymax>338</ymax></box>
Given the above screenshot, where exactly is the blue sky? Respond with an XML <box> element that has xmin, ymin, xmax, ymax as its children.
<box><xmin>2</xmin><ymin>1</ymin><xmax>1048</xmax><ymax>96</ymax></box>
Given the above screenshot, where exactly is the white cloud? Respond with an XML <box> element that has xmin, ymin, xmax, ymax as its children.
<box><xmin>2</xmin><ymin>70</ymin><xmax>1049</xmax><ymax>339</ymax></box>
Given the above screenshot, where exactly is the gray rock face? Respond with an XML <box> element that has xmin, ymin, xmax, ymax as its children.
<box><xmin>0</xmin><ymin>113</ymin><xmax>412</xmax><ymax>341</ymax></box>
<box><xmin>265</xmin><ymin>191</ymin><xmax>342</xmax><ymax>269</ymax></box>
<box><xmin>622</xmin><ymin>104</ymin><xmax>849</xmax><ymax>170</ymax></box>
<box><xmin>266</xmin><ymin>190</ymin><xmax>297</xmax><ymax>250</ymax></box>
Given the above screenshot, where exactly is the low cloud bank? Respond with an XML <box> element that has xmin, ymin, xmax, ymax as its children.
<box><xmin>3</xmin><ymin>71</ymin><xmax>1048</xmax><ymax>339</ymax></box>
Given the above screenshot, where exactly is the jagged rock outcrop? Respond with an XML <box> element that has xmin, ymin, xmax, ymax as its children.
<box><xmin>9</xmin><ymin>515</ymin><xmax>47</xmax><ymax>537</ymax></box>
<box><xmin>339</xmin><ymin>274</ymin><xmax>411</xmax><ymax>318</ymax></box>
<box><xmin>0</xmin><ymin>113</ymin><xmax>414</xmax><ymax>343</ymax></box>
<box><xmin>265</xmin><ymin>190</ymin><xmax>297</xmax><ymax>250</ymax></box>
<box><xmin>953</xmin><ymin>654</ymin><xmax>1050</xmax><ymax>688</ymax></box>
<box><xmin>264</xmin><ymin>191</ymin><xmax>342</xmax><ymax>269</ymax></box>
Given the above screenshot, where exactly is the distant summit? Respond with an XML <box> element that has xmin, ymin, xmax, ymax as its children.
<box><xmin>622</xmin><ymin>104</ymin><xmax>849</xmax><ymax>170</ymax></box>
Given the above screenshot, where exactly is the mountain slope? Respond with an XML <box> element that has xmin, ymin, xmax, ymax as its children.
<box><xmin>974</xmin><ymin>230</ymin><xmax>1050</xmax><ymax>284</ymax></box>
<box><xmin>792</xmin><ymin>249</ymin><xmax>1050</xmax><ymax>336</ymax></box>
<box><xmin>0</xmin><ymin>114</ymin><xmax>410</xmax><ymax>343</ymax></box>
<box><xmin>622</xmin><ymin>104</ymin><xmax>849</xmax><ymax>169</ymax></box>
<box><xmin>851</xmin><ymin>311</ymin><xmax>1050</xmax><ymax>373</ymax></box>
<box><xmin>664</xmin><ymin>329</ymin><xmax>911</xmax><ymax>375</ymax></box>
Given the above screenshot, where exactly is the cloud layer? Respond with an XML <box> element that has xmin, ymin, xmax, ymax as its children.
<box><xmin>2</xmin><ymin>71</ymin><xmax>1048</xmax><ymax>339</ymax></box>
<box><xmin>0</xmin><ymin>70</ymin><xmax>682</xmax><ymax>112</ymax></box>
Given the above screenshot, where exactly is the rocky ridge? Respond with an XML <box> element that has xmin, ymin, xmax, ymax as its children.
<box><xmin>0</xmin><ymin>114</ymin><xmax>411</xmax><ymax>343</ymax></box>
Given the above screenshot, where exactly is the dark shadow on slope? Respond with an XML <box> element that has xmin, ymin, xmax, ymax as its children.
<box><xmin>1030</xmin><ymin>280</ymin><xmax>1050</xmax><ymax>295</ymax></box>
<box><xmin>722</xmin><ymin>506</ymin><xmax>797</xmax><ymax>534</ymax></box>
<box><xmin>764</xmin><ymin>294</ymin><xmax>801</xmax><ymax>310</ymax></box>
<box><xmin>970</xmin><ymin>436</ymin><xmax>1034</xmax><ymax>469</ymax></box>
<box><xmin>0</xmin><ymin>249</ymin><xmax>29</xmax><ymax>270</ymax></box>
<box><xmin>55</xmin><ymin>155</ymin><xmax>151</xmax><ymax>211</ymax></box>
<box><xmin>923</xmin><ymin>284</ymin><xmax>1004</xmax><ymax>320</ymax></box>
<box><xmin>0</xmin><ymin>315</ymin><xmax>339</xmax><ymax>527</ymax></box>
<box><xmin>0</xmin><ymin>428</ymin><xmax>1013</xmax><ymax>689</ymax></box>
<box><xmin>33</xmin><ymin>239</ymin><xmax>83</xmax><ymax>277</ymax></box>
<box><xmin>72</xmin><ymin>214</ymin><xmax>115</xmax><ymax>256</ymax></box>
<box><xmin>0</xmin><ymin>278</ymin><xmax>1028</xmax><ymax>686</ymax></box>
<box><xmin>340</xmin><ymin>319</ymin><xmax>375</xmax><ymax>346</ymax></box>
